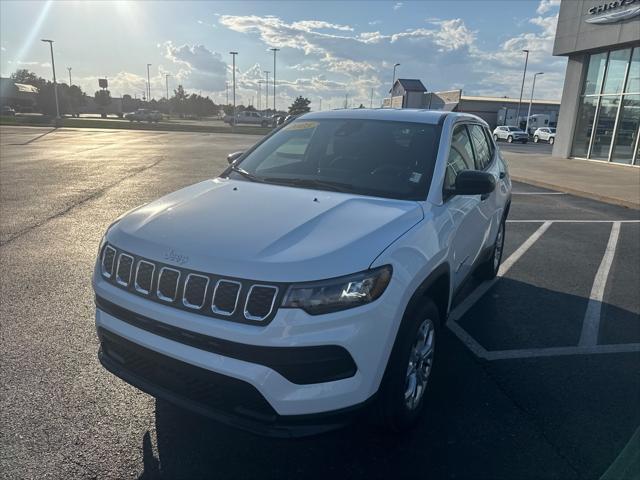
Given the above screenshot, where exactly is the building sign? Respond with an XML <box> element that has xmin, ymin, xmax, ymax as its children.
<box><xmin>586</xmin><ymin>0</ymin><xmax>640</xmax><ymax>23</ymax></box>
<box><xmin>98</xmin><ymin>78</ymin><xmax>108</xmax><ymax>89</ymax></box>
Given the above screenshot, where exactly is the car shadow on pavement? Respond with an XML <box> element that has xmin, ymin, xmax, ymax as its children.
<box><xmin>137</xmin><ymin>279</ymin><xmax>639</xmax><ymax>480</ymax></box>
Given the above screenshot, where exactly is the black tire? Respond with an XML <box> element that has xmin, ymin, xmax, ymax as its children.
<box><xmin>507</xmin><ymin>135</ymin><xmax>513</xmax><ymax>143</ymax></box>
<box><xmin>493</xmin><ymin>134</ymin><xmax>498</xmax><ymax>141</ymax></box>
<box><xmin>474</xmin><ymin>219</ymin><xmax>506</xmax><ymax>281</ymax></box>
<box><xmin>533</xmin><ymin>135</ymin><xmax>539</xmax><ymax>143</ymax></box>
<box><xmin>376</xmin><ymin>299</ymin><xmax>440</xmax><ymax>432</ymax></box>
<box><xmin>549</xmin><ymin>137</ymin><xmax>554</xmax><ymax>145</ymax></box>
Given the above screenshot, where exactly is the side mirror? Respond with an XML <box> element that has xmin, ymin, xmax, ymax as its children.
<box><xmin>227</xmin><ymin>151</ymin><xmax>244</xmax><ymax>164</ymax></box>
<box><xmin>454</xmin><ymin>170</ymin><xmax>496</xmax><ymax>196</ymax></box>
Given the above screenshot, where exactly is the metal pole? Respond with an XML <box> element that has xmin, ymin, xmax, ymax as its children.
<box><xmin>516</xmin><ymin>49</ymin><xmax>529</xmax><ymax>126</ymax></box>
<box><xmin>264</xmin><ymin>71</ymin><xmax>270</xmax><ymax>113</ymax></box>
<box><xmin>370</xmin><ymin>88</ymin><xmax>374</xmax><ymax>108</ymax></box>
<box><xmin>67</xmin><ymin>67</ymin><xmax>72</xmax><ymax>86</ymax></box>
<box><xmin>146</xmin><ymin>63</ymin><xmax>152</xmax><ymax>100</ymax></box>
<box><xmin>391</xmin><ymin>63</ymin><xmax>400</xmax><ymax>94</ymax></box>
<box><xmin>230</xmin><ymin>52</ymin><xmax>238</xmax><ymax>122</ymax></box>
<box><xmin>165</xmin><ymin>74</ymin><xmax>169</xmax><ymax>99</ymax></box>
<box><xmin>525</xmin><ymin>72</ymin><xmax>543</xmax><ymax>136</ymax></box>
<box><xmin>41</xmin><ymin>40</ymin><xmax>59</xmax><ymax>118</ymax></box>
<box><xmin>319</xmin><ymin>98</ymin><xmax>322</xmax><ymax>111</ymax></box>
<box><xmin>226</xmin><ymin>82</ymin><xmax>229</xmax><ymax>105</ymax></box>
<box><xmin>270</xmin><ymin>48</ymin><xmax>279</xmax><ymax>113</ymax></box>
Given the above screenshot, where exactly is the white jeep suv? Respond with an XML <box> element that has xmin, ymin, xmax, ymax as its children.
<box><xmin>93</xmin><ymin>109</ymin><xmax>511</xmax><ymax>436</ymax></box>
<box><xmin>533</xmin><ymin>127</ymin><xmax>556</xmax><ymax>144</ymax></box>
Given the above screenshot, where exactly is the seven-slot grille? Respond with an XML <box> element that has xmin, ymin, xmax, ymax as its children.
<box><xmin>99</xmin><ymin>244</ymin><xmax>282</xmax><ymax>324</ymax></box>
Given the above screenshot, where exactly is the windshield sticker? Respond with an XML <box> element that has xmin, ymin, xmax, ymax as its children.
<box><xmin>409</xmin><ymin>172</ymin><xmax>422</xmax><ymax>183</ymax></box>
<box><xmin>285</xmin><ymin>121</ymin><xmax>318</xmax><ymax>131</ymax></box>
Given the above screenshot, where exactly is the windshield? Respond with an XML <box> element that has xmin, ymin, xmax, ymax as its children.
<box><xmin>507</xmin><ymin>127</ymin><xmax>521</xmax><ymax>132</ymax></box>
<box><xmin>227</xmin><ymin>118</ymin><xmax>440</xmax><ymax>200</ymax></box>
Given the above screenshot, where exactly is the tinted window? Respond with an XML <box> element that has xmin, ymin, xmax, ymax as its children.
<box><xmin>232</xmin><ymin>119</ymin><xmax>440</xmax><ymax>201</ymax></box>
<box><xmin>483</xmin><ymin>126</ymin><xmax>495</xmax><ymax>159</ymax></box>
<box><xmin>469</xmin><ymin>124</ymin><xmax>492</xmax><ymax>169</ymax></box>
<box><xmin>444</xmin><ymin>125</ymin><xmax>475</xmax><ymax>190</ymax></box>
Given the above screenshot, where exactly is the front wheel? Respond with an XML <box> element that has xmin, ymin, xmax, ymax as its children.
<box><xmin>533</xmin><ymin>135</ymin><xmax>539</xmax><ymax>143</ymax></box>
<box><xmin>474</xmin><ymin>219</ymin><xmax>505</xmax><ymax>281</ymax></box>
<box><xmin>549</xmin><ymin>137</ymin><xmax>555</xmax><ymax>145</ymax></box>
<box><xmin>507</xmin><ymin>136</ymin><xmax>513</xmax><ymax>143</ymax></box>
<box><xmin>493</xmin><ymin>134</ymin><xmax>498</xmax><ymax>141</ymax></box>
<box><xmin>376</xmin><ymin>300</ymin><xmax>439</xmax><ymax>432</ymax></box>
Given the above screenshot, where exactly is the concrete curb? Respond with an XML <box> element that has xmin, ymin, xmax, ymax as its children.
<box><xmin>511</xmin><ymin>175</ymin><xmax>640</xmax><ymax>210</ymax></box>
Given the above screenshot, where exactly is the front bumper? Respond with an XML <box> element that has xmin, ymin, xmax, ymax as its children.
<box><xmin>94</xmin><ymin>272</ymin><xmax>404</xmax><ymax>421</ymax></box>
<box><xmin>98</xmin><ymin>328</ymin><xmax>372</xmax><ymax>437</ymax></box>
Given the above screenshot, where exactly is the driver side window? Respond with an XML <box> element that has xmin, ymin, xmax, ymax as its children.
<box><xmin>444</xmin><ymin>124</ymin><xmax>475</xmax><ymax>191</ymax></box>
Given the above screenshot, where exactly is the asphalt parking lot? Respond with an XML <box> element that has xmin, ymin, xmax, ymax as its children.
<box><xmin>1</xmin><ymin>126</ymin><xmax>638</xmax><ymax>480</ymax></box>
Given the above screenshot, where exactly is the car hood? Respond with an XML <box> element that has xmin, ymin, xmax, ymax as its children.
<box><xmin>108</xmin><ymin>178</ymin><xmax>423</xmax><ymax>282</ymax></box>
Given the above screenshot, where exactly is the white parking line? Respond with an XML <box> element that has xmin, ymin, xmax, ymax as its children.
<box><xmin>512</xmin><ymin>192</ymin><xmax>566</xmax><ymax>195</ymax></box>
<box><xmin>508</xmin><ymin>220</ymin><xmax>640</xmax><ymax>223</ymax></box>
<box><xmin>484</xmin><ymin>342</ymin><xmax>640</xmax><ymax>360</ymax></box>
<box><xmin>578</xmin><ymin>222</ymin><xmax>621</xmax><ymax>346</ymax></box>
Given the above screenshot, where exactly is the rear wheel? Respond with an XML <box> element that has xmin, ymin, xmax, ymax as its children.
<box><xmin>507</xmin><ymin>135</ymin><xmax>513</xmax><ymax>143</ymax></box>
<box><xmin>533</xmin><ymin>135</ymin><xmax>539</xmax><ymax>143</ymax></box>
<box><xmin>475</xmin><ymin>219</ymin><xmax>505</xmax><ymax>281</ymax></box>
<box><xmin>377</xmin><ymin>299</ymin><xmax>439</xmax><ymax>432</ymax></box>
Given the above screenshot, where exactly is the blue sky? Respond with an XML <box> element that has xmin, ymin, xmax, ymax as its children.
<box><xmin>0</xmin><ymin>0</ymin><xmax>565</xmax><ymax>109</ymax></box>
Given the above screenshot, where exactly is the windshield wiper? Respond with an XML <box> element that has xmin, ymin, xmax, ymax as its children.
<box><xmin>262</xmin><ymin>177</ymin><xmax>353</xmax><ymax>193</ymax></box>
<box><xmin>230</xmin><ymin>165</ymin><xmax>265</xmax><ymax>183</ymax></box>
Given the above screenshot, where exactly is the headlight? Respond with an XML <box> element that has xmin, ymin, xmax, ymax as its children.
<box><xmin>281</xmin><ymin>265</ymin><xmax>392</xmax><ymax>315</ymax></box>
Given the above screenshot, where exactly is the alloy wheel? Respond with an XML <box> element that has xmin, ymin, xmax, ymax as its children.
<box><xmin>404</xmin><ymin>318</ymin><xmax>435</xmax><ymax>411</ymax></box>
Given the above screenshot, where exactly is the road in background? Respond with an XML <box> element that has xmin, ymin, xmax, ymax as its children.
<box><xmin>1</xmin><ymin>126</ymin><xmax>638</xmax><ymax>479</ymax></box>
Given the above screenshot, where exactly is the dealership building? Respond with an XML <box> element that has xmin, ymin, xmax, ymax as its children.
<box><xmin>552</xmin><ymin>0</ymin><xmax>640</xmax><ymax>166</ymax></box>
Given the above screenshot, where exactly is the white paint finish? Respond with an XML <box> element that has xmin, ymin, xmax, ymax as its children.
<box><xmin>578</xmin><ymin>221</ymin><xmax>621</xmax><ymax>346</ymax></box>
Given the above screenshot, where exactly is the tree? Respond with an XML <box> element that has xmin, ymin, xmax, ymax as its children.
<box><xmin>288</xmin><ymin>96</ymin><xmax>311</xmax><ymax>116</ymax></box>
<box><xmin>10</xmin><ymin>69</ymin><xmax>45</xmax><ymax>89</ymax></box>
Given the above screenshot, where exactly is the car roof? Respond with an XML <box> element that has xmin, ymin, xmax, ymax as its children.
<box><xmin>300</xmin><ymin>108</ymin><xmax>473</xmax><ymax>125</ymax></box>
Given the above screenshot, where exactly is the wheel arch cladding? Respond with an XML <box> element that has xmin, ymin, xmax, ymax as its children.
<box><xmin>404</xmin><ymin>263</ymin><xmax>450</xmax><ymax>325</ymax></box>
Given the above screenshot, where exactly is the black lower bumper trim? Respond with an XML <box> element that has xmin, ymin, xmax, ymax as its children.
<box><xmin>96</xmin><ymin>295</ymin><xmax>356</xmax><ymax>385</ymax></box>
<box><xmin>98</xmin><ymin>328</ymin><xmax>372</xmax><ymax>438</ymax></box>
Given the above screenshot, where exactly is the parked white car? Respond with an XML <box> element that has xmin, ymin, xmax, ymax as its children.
<box><xmin>223</xmin><ymin>110</ymin><xmax>270</xmax><ymax>127</ymax></box>
<box><xmin>533</xmin><ymin>127</ymin><xmax>556</xmax><ymax>144</ymax></box>
<box><xmin>493</xmin><ymin>126</ymin><xmax>529</xmax><ymax>143</ymax></box>
<box><xmin>93</xmin><ymin>109</ymin><xmax>511</xmax><ymax>436</ymax></box>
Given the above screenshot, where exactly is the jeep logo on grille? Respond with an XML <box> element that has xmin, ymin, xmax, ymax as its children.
<box><xmin>164</xmin><ymin>248</ymin><xmax>189</xmax><ymax>265</ymax></box>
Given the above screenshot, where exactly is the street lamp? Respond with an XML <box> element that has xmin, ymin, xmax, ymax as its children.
<box><xmin>525</xmin><ymin>72</ymin><xmax>544</xmax><ymax>136</ymax></box>
<box><xmin>165</xmin><ymin>73</ymin><xmax>170</xmax><ymax>100</ymax></box>
<box><xmin>146</xmin><ymin>63</ymin><xmax>152</xmax><ymax>101</ymax></box>
<box><xmin>270</xmin><ymin>47</ymin><xmax>279</xmax><ymax>113</ymax></box>
<box><xmin>516</xmin><ymin>49</ymin><xmax>530</xmax><ymax>126</ymax></box>
<box><xmin>391</xmin><ymin>63</ymin><xmax>400</xmax><ymax>93</ymax></box>
<box><xmin>67</xmin><ymin>67</ymin><xmax>72</xmax><ymax>86</ymax></box>
<box><xmin>229</xmin><ymin>51</ymin><xmax>238</xmax><ymax>122</ymax></box>
<box><xmin>264</xmin><ymin>70</ymin><xmax>270</xmax><ymax>113</ymax></box>
<box><xmin>41</xmin><ymin>39</ymin><xmax>60</xmax><ymax>118</ymax></box>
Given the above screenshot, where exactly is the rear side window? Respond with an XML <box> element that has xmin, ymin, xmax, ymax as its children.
<box><xmin>468</xmin><ymin>124</ymin><xmax>492</xmax><ymax>170</ymax></box>
<box><xmin>444</xmin><ymin>125</ymin><xmax>475</xmax><ymax>190</ymax></box>
<box><xmin>483</xmin><ymin>126</ymin><xmax>495</xmax><ymax>159</ymax></box>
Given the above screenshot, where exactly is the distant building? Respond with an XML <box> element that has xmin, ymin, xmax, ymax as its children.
<box><xmin>0</xmin><ymin>78</ymin><xmax>38</xmax><ymax>111</ymax></box>
<box><xmin>552</xmin><ymin>0</ymin><xmax>639</xmax><ymax>166</ymax></box>
<box><xmin>384</xmin><ymin>79</ymin><xmax>427</xmax><ymax>108</ymax></box>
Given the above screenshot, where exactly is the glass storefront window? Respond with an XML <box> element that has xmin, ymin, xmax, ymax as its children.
<box><xmin>571</xmin><ymin>96</ymin><xmax>598</xmax><ymax>158</ymax></box>
<box><xmin>625</xmin><ymin>48</ymin><xmax>639</xmax><ymax>93</ymax></box>
<box><xmin>583</xmin><ymin>52</ymin><xmax>608</xmax><ymax>95</ymax></box>
<box><xmin>603</xmin><ymin>49</ymin><xmax>632</xmax><ymax>94</ymax></box>
<box><xmin>590</xmin><ymin>96</ymin><xmax>620</xmax><ymax>160</ymax></box>
<box><xmin>611</xmin><ymin>95</ymin><xmax>640</xmax><ymax>165</ymax></box>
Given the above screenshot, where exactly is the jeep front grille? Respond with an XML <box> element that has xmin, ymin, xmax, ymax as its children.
<box><xmin>99</xmin><ymin>244</ymin><xmax>283</xmax><ymax>324</ymax></box>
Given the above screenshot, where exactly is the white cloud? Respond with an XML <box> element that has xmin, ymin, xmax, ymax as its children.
<box><xmin>291</xmin><ymin>20</ymin><xmax>353</xmax><ymax>32</ymax></box>
<box><xmin>393</xmin><ymin>2</ymin><xmax>403</xmax><ymax>11</ymax></box>
<box><xmin>163</xmin><ymin>42</ymin><xmax>227</xmax><ymax>91</ymax></box>
<box><xmin>368</xmin><ymin>20</ymin><xmax>382</xmax><ymax>26</ymax></box>
<box><xmin>536</xmin><ymin>0</ymin><xmax>560</xmax><ymax>15</ymax></box>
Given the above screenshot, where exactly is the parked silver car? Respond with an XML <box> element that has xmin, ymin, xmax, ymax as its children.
<box><xmin>493</xmin><ymin>126</ymin><xmax>528</xmax><ymax>144</ymax></box>
<box><xmin>533</xmin><ymin>127</ymin><xmax>556</xmax><ymax>144</ymax></box>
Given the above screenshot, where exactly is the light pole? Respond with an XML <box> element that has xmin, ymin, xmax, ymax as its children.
<box><xmin>525</xmin><ymin>72</ymin><xmax>544</xmax><ymax>136</ymax></box>
<box><xmin>41</xmin><ymin>39</ymin><xmax>60</xmax><ymax>118</ymax></box>
<box><xmin>257</xmin><ymin>79</ymin><xmax>262</xmax><ymax>111</ymax></box>
<box><xmin>165</xmin><ymin>74</ymin><xmax>170</xmax><ymax>100</ymax></box>
<box><xmin>516</xmin><ymin>49</ymin><xmax>529</xmax><ymax>126</ymax></box>
<box><xmin>391</xmin><ymin>63</ymin><xmax>400</xmax><ymax>93</ymax></box>
<box><xmin>146</xmin><ymin>63</ymin><xmax>152</xmax><ymax>101</ymax></box>
<box><xmin>229</xmin><ymin>52</ymin><xmax>238</xmax><ymax>122</ymax></box>
<box><xmin>270</xmin><ymin>47</ymin><xmax>279</xmax><ymax>113</ymax></box>
<box><xmin>67</xmin><ymin>67</ymin><xmax>72</xmax><ymax>86</ymax></box>
<box><xmin>264</xmin><ymin>70</ymin><xmax>270</xmax><ymax>113</ymax></box>
<box><xmin>370</xmin><ymin>88</ymin><xmax>374</xmax><ymax>108</ymax></box>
